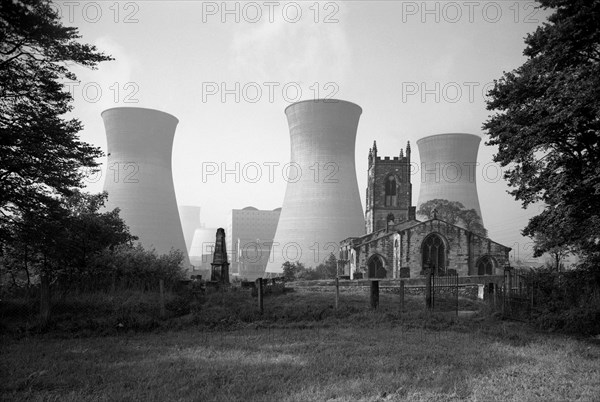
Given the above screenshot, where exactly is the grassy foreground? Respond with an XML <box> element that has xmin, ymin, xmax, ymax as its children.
<box><xmin>1</xmin><ymin>292</ymin><xmax>599</xmax><ymax>401</ymax></box>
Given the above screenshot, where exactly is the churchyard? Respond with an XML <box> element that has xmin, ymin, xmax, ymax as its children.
<box><xmin>1</xmin><ymin>290</ymin><xmax>599</xmax><ymax>401</ymax></box>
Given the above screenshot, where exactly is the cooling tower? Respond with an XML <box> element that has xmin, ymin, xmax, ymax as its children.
<box><xmin>189</xmin><ymin>227</ymin><xmax>218</xmax><ymax>278</ymax></box>
<box><xmin>101</xmin><ymin>107</ymin><xmax>190</xmax><ymax>268</ymax></box>
<box><xmin>189</xmin><ymin>227</ymin><xmax>218</xmax><ymax>265</ymax></box>
<box><xmin>265</xmin><ymin>99</ymin><xmax>364</xmax><ymax>274</ymax></box>
<box><xmin>178</xmin><ymin>205</ymin><xmax>201</xmax><ymax>253</ymax></box>
<box><xmin>416</xmin><ymin>133</ymin><xmax>484</xmax><ymax>226</ymax></box>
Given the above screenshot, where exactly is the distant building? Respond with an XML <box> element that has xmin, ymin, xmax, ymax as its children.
<box><xmin>226</xmin><ymin>207</ymin><xmax>281</xmax><ymax>280</ymax></box>
<box><xmin>340</xmin><ymin>143</ymin><xmax>511</xmax><ymax>279</ymax></box>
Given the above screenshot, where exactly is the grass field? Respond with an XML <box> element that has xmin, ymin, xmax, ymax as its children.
<box><xmin>1</xmin><ymin>291</ymin><xmax>599</xmax><ymax>401</ymax></box>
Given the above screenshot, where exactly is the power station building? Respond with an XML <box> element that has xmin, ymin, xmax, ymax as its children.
<box><xmin>226</xmin><ymin>207</ymin><xmax>281</xmax><ymax>280</ymax></box>
<box><xmin>340</xmin><ymin>137</ymin><xmax>510</xmax><ymax>279</ymax></box>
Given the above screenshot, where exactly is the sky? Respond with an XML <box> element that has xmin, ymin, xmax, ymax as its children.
<box><xmin>57</xmin><ymin>0</ymin><xmax>555</xmax><ymax>264</ymax></box>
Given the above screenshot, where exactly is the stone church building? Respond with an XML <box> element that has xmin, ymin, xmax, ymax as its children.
<box><xmin>340</xmin><ymin>142</ymin><xmax>511</xmax><ymax>279</ymax></box>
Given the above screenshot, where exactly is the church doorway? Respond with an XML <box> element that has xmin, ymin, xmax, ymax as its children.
<box><xmin>367</xmin><ymin>254</ymin><xmax>387</xmax><ymax>278</ymax></box>
<box><xmin>421</xmin><ymin>233</ymin><xmax>446</xmax><ymax>275</ymax></box>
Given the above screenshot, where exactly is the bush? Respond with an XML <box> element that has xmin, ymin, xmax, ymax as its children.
<box><xmin>528</xmin><ymin>264</ymin><xmax>600</xmax><ymax>335</ymax></box>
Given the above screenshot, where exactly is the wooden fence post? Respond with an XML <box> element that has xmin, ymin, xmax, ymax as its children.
<box><xmin>257</xmin><ymin>278</ymin><xmax>264</xmax><ymax>313</ymax></box>
<box><xmin>425</xmin><ymin>271</ymin><xmax>432</xmax><ymax>309</ymax></box>
<box><xmin>455</xmin><ymin>274</ymin><xmax>459</xmax><ymax>316</ymax></box>
<box><xmin>159</xmin><ymin>279</ymin><xmax>166</xmax><ymax>319</ymax></box>
<box><xmin>399</xmin><ymin>280</ymin><xmax>405</xmax><ymax>313</ymax></box>
<box><xmin>505</xmin><ymin>268</ymin><xmax>513</xmax><ymax>316</ymax></box>
<box><xmin>370</xmin><ymin>280</ymin><xmax>379</xmax><ymax>309</ymax></box>
<box><xmin>494</xmin><ymin>283</ymin><xmax>499</xmax><ymax>309</ymax></box>
<box><xmin>335</xmin><ymin>277</ymin><xmax>339</xmax><ymax>310</ymax></box>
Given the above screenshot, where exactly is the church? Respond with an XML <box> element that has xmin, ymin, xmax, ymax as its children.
<box><xmin>339</xmin><ymin>141</ymin><xmax>511</xmax><ymax>279</ymax></box>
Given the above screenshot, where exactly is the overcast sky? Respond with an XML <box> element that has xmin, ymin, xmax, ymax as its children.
<box><xmin>60</xmin><ymin>0</ymin><xmax>553</xmax><ymax>263</ymax></box>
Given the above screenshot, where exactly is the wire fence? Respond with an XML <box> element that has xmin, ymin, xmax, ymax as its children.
<box><xmin>8</xmin><ymin>267</ymin><xmax>597</xmax><ymax>336</ymax></box>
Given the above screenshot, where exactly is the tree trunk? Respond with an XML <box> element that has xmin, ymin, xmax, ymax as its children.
<box><xmin>40</xmin><ymin>272</ymin><xmax>51</xmax><ymax>328</ymax></box>
<box><xmin>24</xmin><ymin>247</ymin><xmax>31</xmax><ymax>291</ymax></box>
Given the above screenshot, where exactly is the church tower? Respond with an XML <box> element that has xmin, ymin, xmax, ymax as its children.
<box><xmin>365</xmin><ymin>141</ymin><xmax>414</xmax><ymax>234</ymax></box>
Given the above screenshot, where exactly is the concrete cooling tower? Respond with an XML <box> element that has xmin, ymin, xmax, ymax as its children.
<box><xmin>102</xmin><ymin>107</ymin><xmax>190</xmax><ymax>268</ymax></box>
<box><xmin>178</xmin><ymin>205</ymin><xmax>201</xmax><ymax>253</ymax></box>
<box><xmin>416</xmin><ymin>133</ymin><xmax>484</xmax><ymax>227</ymax></box>
<box><xmin>265</xmin><ymin>99</ymin><xmax>365</xmax><ymax>274</ymax></box>
<box><xmin>189</xmin><ymin>227</ymin><xmax>218</xmax><ymax>275</ymax></box>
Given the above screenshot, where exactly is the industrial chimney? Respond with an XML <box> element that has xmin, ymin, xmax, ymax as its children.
<box><xmin>265</xmin><ymin>99</ymin><xmax>364</xmax><ymax>274</ymax></box>
<box><xmin>101</xmin><ymin>107</ymin><xmax>190</xmax><ymax>268</ymax></box>
<box><xmin>416</xmin><ymin>133</ymin><xmax>485</xmax><ymax>227</ymax></box>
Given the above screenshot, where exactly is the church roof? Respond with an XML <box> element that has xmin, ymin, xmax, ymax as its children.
<box><xmin>341</xmin><ymin>217</ymin><xmax>511</xmax><ymax>251</ymax></box>
<box><xmin>413</xmin><ymin>218</ymin><xmax>511</xmax><ymax>250</ymax></box>
<box><xmin>392</xmin><ymin>219</ymin><xmax>422</xmax><ymax>232</ymax></box>
<box><xmin>340</xmin><ymin>219</ymin><xmax>422</xmax><ymax>245</ymax></box>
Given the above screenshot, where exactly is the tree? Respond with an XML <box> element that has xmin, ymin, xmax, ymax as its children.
<box><xmin>282</xmin><ymin>261</ymin><xmax>297</xmax><ymax>282</ymax></box>
<box><xmin>315</xmin><ymin>253</ymin><xmax>338</xmax><ymax>279</ymax></box>
<box><xmin>418</xmin><ymin>199</ymin><xmax>465</xmax><ymax>225</ymax></box>
<box><xmin>417</xmin><ymin>199</ymin><xmax>487</xmax><ymax>236</ymax></box>
<box><xmin>1</xmin><ymin>190</ymin><xmax>136</xmax><ymax>291</ymax></box>
<box><xmin>61</xmin><ymin>191</ymin><xmax>136</xmax><ymax>269</ymax></box>
<box><xmin>0</xmin><ymin>0</ymin><xmax>111</xmax><ymax>242</ymax></box>
<box><xmin>533</xmin><ymin>232</ymin><xmax>570</xmax><ymax>271</ymax></box>
<box><xmin>483</xmin><ymin>0</ymin><xmax>600</xmax><ymax>261</ymax></box>
<box><xmin>460</xmin><ymin>209</ymin><xmax>487</xmax><ymax>237</ymax></box>
<box><xmin>282</xmin><ymin>261</ymin><xmax>306</xmax><ymax>282</ymax></box>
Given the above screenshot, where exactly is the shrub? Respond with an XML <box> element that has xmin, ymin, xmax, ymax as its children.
<box><xmin>528</xmin><ymin>264</ymin><xmax>600</xmax><ymax>335</ymax></box>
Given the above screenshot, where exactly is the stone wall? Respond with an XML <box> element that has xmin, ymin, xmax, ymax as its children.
<box><xmin>343</xmin><ymin>218</ymin><xmax>510</xmax><ymax>280</ymax></box>
<box><xmin>400</xmin><ymin>220</ymin><xmax>470</xmax><ymax>278</ymax></box>
<box><xmin>395</xmin><ymin>219</ymin><xmax>510</xmax><ymax>279</ymax></box>
<box><xmin>470</xmin><ymin>235</ymin><xmax>510</xmax><ymax>275</ymax></box>
<box><xmin>290</xmin><ymin>280</ymin><xmax>481</xmax><ymax>300</ymax></box>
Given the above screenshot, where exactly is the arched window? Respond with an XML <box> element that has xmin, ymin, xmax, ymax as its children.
<box><xmin>421</xmin><ymin>234</ymin><xmax>446</xmax><ymax>275</ymax></box>
<box><xmin>477</xmin><ymin>255</ymin><xmax>495</xmax><ymax>275</ymax></box>
<box><xmin>385</xmin><ymin>175</ymin><xmax>397</xmax><ymax>206</ymax></box>
<box><xmin>367</xmin><ymin>254</ymin><xmax>387</xmax><ymax>278</ymax></box>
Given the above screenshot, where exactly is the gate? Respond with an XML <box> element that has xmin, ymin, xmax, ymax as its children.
<box><xmin>502</xmin><ymin>268</ymin><xmax>534</xmax><ymax>321</ymax></box>
<box><xmin>426</xmin><ymin>271</ymin><xmax>459</xmax><ymax>314</ymax></box>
